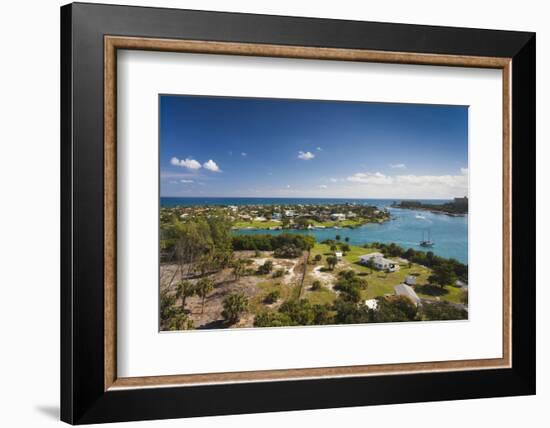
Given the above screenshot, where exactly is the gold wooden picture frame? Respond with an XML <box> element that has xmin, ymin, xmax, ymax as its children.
<box><xmin>103</xmin><ymin>36</ymin><xmax>512</xmax><ymax>391</ymax></box>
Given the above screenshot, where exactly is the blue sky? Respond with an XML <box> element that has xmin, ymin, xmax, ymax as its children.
<box><xmin>160</xmin><ymin>95</ymin><xmax>468</xmax><ymax>199</ymax></box>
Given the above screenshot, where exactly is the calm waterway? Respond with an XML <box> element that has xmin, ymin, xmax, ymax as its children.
<box><xmin>161</xmin><ymin>197</ymin><xmax>468</xmax><ymax>264</ymax></box>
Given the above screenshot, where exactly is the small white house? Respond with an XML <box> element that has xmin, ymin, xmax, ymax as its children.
<box><xmin>359</xmin><ymin>253</ymin><xmax>398</xmax><ymax>272</ymax></box>
<box><xmin>404</xmin><ymin>275</ymin><xmax>416</xmax><ymax>286</ymax></box>
<box><xmin>284</xmin><ymin>210</ymin><xmax>295</xmax><ymax>217</ymax></box>
<box><xmin>330</xmin><ymin>213</ymin><xmax>346</xmax><ymax>221</ymax></box>
<box><xmin>335</xmin><ymin>251</ymin><xmax>343</xmax><ymax>260</ymax></box>
<box><xmin>394</xmin><ymin>283</ymin><xmax>421</xmax><ymax>306</ymax></box>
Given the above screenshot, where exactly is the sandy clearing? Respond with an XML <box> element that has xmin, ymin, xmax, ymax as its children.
<box><xmin>311</xmin><ymin>265</ymin><xmax>337</xmax><ymax>290</ymax></box>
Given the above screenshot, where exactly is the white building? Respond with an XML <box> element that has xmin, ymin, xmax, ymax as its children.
<box><xmin>359</xmin><ymin>253</ymin><xmax>398</xmax><ymax>272</ymax></box>
<box><xmin>394</xmin><ymin>283</ymin><xmax>421</xmax><ymax>306</ymax></box>
<box><xmin>330</xmin><ymin>213</ymin><xmax>346</xmax><ymax>221</ymax></box>
<box><xmin>284</xmin><ymin>210</ymin><xmax>295</xmax><ymax>217</ymax></box>
<box><xmin>404</xmin><ymin>275</ymin><xmax>416</xmax><ymax>286</ymax></box>
<box><xmin>335</xmin><ymin>251</ymin><xmax>343</xmax><ymax>260</ymax></box>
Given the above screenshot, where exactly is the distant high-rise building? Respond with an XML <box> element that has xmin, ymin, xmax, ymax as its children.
<box><xmin>454</xmin><ymin>196</ymin><xmax>468</xmax><ymax>208</ymax></box>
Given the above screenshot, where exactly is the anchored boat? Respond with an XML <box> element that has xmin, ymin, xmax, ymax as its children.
<box><xmin>420</xmin><ymin>229</ymin><xmax>434</xmax><ymax>247</ymax></box>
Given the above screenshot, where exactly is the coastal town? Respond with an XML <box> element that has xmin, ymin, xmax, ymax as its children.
<box><xmin>159</xmin><ymin>202</ymin><xmax>468</xmax><ymax>331</ymax></box>
<box><xmin>160</xmin><ymin>201</ymin><xmax>391</xmax><ymax>232</ymax></box>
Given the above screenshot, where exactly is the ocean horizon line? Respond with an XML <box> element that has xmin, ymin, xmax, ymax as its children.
<box><xmin>160</xmin><ymin>196</ymin><xmax>456</xmax><ymax>200</ymax></box>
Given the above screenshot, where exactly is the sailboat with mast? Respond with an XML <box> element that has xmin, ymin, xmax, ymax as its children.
<box><xmin>420</xmin><ymin>229</ymin><xmax>434</xmax><ymax>247</ymax></box>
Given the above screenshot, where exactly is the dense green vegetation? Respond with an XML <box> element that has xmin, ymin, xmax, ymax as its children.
<box><xmin>392</xmin><ymin>199</ymin><xmax>468</xmax><ymax>214</ymax></box>
<box><xmin>231</xmin><ymin>233</ymin><xmax>315</xmax><ymax>252</ymax></box>
<box><xmin>222</xmin><ymin>292</ymin><xmax>249</xmax><ymax>325</ymax></box>
<box><xmin>253</xmin><ymin>293</ymin><xmax>464</xmax><ymax>328</ymax></box>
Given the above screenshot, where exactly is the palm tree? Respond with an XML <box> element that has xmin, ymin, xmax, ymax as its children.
<box><xmin>196</xmin><ymin>278</ymin><xmax>214</xmax><ymax>314</ymax></box>
<box><xmin>175</xmin><ymin>280</ymin><xmax>195</xmax><ymax>312</ymax></box>
<box><xmin>233</xmin><ymin>260</ymin><xmax>246</xmax><ymax>282</ymax></box>
<box><xmin>326</xmin><ymin>255</ymin><xmax>338</xmax><ymax>270</ymax></box>
<box><xmin>222</xmin><ymin>292</ymin><xmax>249</xmax><ymax>324</ymax></box>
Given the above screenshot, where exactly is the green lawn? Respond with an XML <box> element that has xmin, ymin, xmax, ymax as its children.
<box><xmin>247</xmin><ymin>243</ymin><xmax>462</xmax><ymax>314</ymax></box>
<box><xmin>248</xmin><ymin>280</ymin><xmax>296</xmax><ymax>314</ymax></box>
<box><xmin>303</xmin><ymin>286</ymin><xmax>337</xmax><ymax>305</ymax></box>
<box><xmin>233</xmin><ymin>220</ymin><xmax>281</xmax><ymax>229</ymax></box>
<box><xmin>233</xmin><ymin>217</ymin><xmax>385</xmax><ymax>230</ymax></box>
<box><xmin>311</xmin><ymin>217</ymin><xmax>384</xmax><ymax>229</ymax></box>
<box><xmin>305</xmin><ymin>242</ymin><xmax>461</xmax><ymax>304</ymax></box>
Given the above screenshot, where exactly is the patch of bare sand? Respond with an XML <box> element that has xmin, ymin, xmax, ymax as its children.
<box><xmin>311</xmin><ymin>265</ymin><xmax>338</xmax><ymax>291</ymax></box>
<box><xmin>248</xmin><ymin>255</ymin><xmax>301</xmax><ymax>285</ymax></box>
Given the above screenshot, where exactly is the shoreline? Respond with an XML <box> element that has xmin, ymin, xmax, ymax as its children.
<box><xmin>391</xmin><ymin>205</ymin><xmax>467</xmax><ymax>217</ymax></box>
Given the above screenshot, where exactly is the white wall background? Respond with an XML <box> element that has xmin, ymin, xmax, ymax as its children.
<box><xmin>0</xmin><ymin>0</ymin><xmax>545</xmax><ymax>427</ymax></box>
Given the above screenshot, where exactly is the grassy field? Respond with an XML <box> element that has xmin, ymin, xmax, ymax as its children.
<box><xmin>233</xmin><ymin>220</ymin><xmax>281</xmax><ymax>229</ymax></box>
<box><xmin>305</xmin><ymin>242</ymin><xmax>463</xmax><ymax>304</ymax></box>
<box><xmin>232</xmin><ymin>217</ymin><xmax>385</xmax><ymax>230</ymax></box>
<box><xmin>248</xmin><ymin>280</ymin><xmax>297</xmax><ymax>313</ymax></box>
<box><xmin>311</xmin><ymin>218</ymin><xmax>376</xmax><ymax>228</ymax></box>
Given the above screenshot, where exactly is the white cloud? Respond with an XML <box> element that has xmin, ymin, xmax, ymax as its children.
<box><xmin>341</xmin><ymin>170</ymin><xmax>468</xmax><ymax>198</ymax></box>
<box><xmin>390</xmin><ymin>163</ymin><xmax>406</xmax><ymax>169</ymax></box>
<box><xmin>180</xmin><ymin>179</ymin><xmax>194</xmax><ymax>183</ymax></box>
<box><xmin>461</xmin><ymin>167</ymin><xmax>469</xmax><ymax>175</ymax></box>
<box><xmin>203</xmin><ymin>159</ymin><xmax>221</xmax><ymax>172</ymax></box>
<box><xmin>241</xmin><ymin>152</ymin><xmax>247</xmax><ymax>157</ymax></box>
<box><xmin>329</xmin><ymin>178</ymin><xmax>339</xmax><ymax>183</ymax></box>
<box><xmin>286</xmin><ymin>184</ymin><xmax>291</xmax><ymax>188</ymax></box>
<box><xmin>316</xmin><ymin>147</ymin><xmax>323</xmax><ymax>151</ymax></box>
<box><xmin>319</xmin><ymin>184</ymin><xmax>328</xmax><ymax>189</ymax></box>
<box><xmin>171</xmin><ymin>157</ymin><xmax>202</xmax><ymax>170</ymax></box>
<box><xmin>297</xmin><ymin>151</ymin><xmax>315</xmax><ymax>160</ymax></box>
<box><xmin>347</xmin><ymin>172</ymin><xmax>393</xmax><ymax>185</ymax></box>
<box><xmin>395</xmin><ymin>174</ymin><xmax>467</xmax><ymax>187</ymax></box>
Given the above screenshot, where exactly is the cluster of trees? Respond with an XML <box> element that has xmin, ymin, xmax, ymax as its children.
<box><xmin>419</xmin><ymin>301</ymin><xmax>468</xmax><ymax>321</ymax></box>
<box><xmin>161</xmin><ymin>212</ymin><xmax>234</xmax><ymax>276</ymax></box>
<box><xmin>160</xmin><ymin>289</ymin><xmax>194</xmax><ymax>331</ymax></box>
<box><xmin>367</xmin><ymin>242</ymin><xmax>468</xmax><ymax>284</ymax></box>
<box><xmin>254</xmin><ymin>299</ymin><xmax>334</xmax><ymax>327</ymax></box>
<box><xmin>393</xmin><ymin>200</ymin><xmax>468</xmax><ymax>214</ymax></box>
<box><xmin>333</xmin><ymin>270</ymin><xmax>368</xmax><ymax>302</ymax></box>
<box><xmin>232</xmin><ymin>233</ymin><xmax>316</xmax><ymax>255</ymax></box>
<box><xmin>322</xmin><ymin>238</ymin><xmax>351</xmax><ymax>253</ymax></box>
<box><xmin>254</xmin><ymin>293</ymin><xmax>467</xmax><ymax>328</ymax></box>
<box><xmin>159</xmin><ymin>213</ymin><xmax>235</xmax><ymax>330</ymax></box>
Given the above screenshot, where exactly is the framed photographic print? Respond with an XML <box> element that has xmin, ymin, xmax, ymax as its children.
<box><xmin>61</xmin><ymin>2</ymin><xmax>535</xmax><ymax>424</ymax></box>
